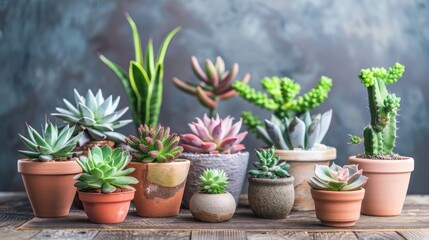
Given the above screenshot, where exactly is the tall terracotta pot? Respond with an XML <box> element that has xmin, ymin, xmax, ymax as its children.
<box><xmin>348</xmin><ymin>156</ymin><xmax>414</xmax><ymax>216</ymax></box>
<box><xmin>17</xmin><ymin>159</ymin><xmax>82</xmax><ymax>217</ymax></box>
<box><xmin>128</xmin><ymin>159</ymin><xmax>190</xmax><ymax>217</ymax></box>
<box><xmin>275</xmin><ymin>147</ymin><xmax>336</xmax><ymax>211</ymax></box>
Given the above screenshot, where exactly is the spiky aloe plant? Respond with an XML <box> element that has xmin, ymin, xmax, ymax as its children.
<box><xmin>349</xmin><ymin>63</ymin><xmax>404</xmax><ymax>156</ymax></box>
<box><xmin>52</xmin><ymin>89</ymin><xmax>132</xmax><ymax>146</ymax></box>
<box><xmin>198</xmin><ymin>169</ymin><xmax>229</xmax><ymax>194</ymax></box>
<box><xmin>99</xmin><ymin>14</ymin><xmax>180</xmax><ymax>128</ymax></box>
<box><xmin>172</xmin><ymin>56</ymin><xmax>250</xmax><ymax>117</ymax></box>
<box><xmin>18</xmin><ymin>122</ymin><xmax>82</xmax><ymax>161</ymax></box>
<box><xmin>74</xmin><ymin>146</ymin><xmax>138</xmax><ymax>193</ymax></box>
<box><xmin>307</xmin><ymin>164</ymin><xmax>368</xmax><ymax>191</ymax></box>
<box><xmin>126</xmin><ymin>124</ymin><xmax>183</xmax><ymax>163</ymax></box>
<box><xmin>248</xmin><ymin>146</ymin><xmax>290</xmax><ymax>179</ymax></box>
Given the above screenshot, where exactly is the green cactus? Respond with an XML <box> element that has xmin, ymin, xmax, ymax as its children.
<box><xmin>349</xmin><ymin>63</ymin><xmax>404</xmax><ymax>156</ymax></box>
<box><xmin>99</xmin><ymin>14</ymin><xmax>180</xmax><ymax>129</ymax></box>
<box><xmin>198</xmin><ymin>169</ymin><xmax>229</xmax><ymax>194</ymax></box>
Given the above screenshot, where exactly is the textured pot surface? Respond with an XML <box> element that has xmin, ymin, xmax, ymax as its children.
<box><xmin>275</xmin><ymin>148</ymin><xmax>336</xmax><ymax>211</ymax></box>
<box><xmin>79</xmin><ymin>190</ymin><xmax>135</xmax><ymax>224</ymax></box>
<box><xmin>349</xmin><ymin>156</ymin><xmax>414</xmax><ymax>216</ymax></box>
<box><xmin>128</xmin><ymin>159</ymin><xmax>190</xmax><ymax>217</ymax></box>
<box><xmin>181</xmin><ymin>152</ymin><xmax>249</xmax><ymax>209</ymax></box>
<box><xmin>17</xmin><ymin>159</ymin><xmax>82</xmax><ymax>217</ymax></box>
<box><xmin>189</xmin><ymin>192</ymin><xmax>236</xmax><ymax>222</ymax></box>
<box><xmin>311</xmin><ymin>188</ymin><xmax>365</xmax><ymax>227</ymax></box>
<box><xmin>248</xmin><ymin>176</ymin><xmax>295</xmax><ymax>219</ymax></box>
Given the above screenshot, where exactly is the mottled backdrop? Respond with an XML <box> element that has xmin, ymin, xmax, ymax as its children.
<box><xmin>1</xmin><ymin>0</ymin><xmax>428</xmax><ymax>193</ymax></box>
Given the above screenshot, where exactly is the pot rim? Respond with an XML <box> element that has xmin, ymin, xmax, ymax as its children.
<box><xmin>311</xmin><ymin>188</ymin><xmax>365</xmax><ymax>201</ymax></box>
<box><xmin>273</xmin><ymin>147</ymin><xmax>336</xmax><ymax>161</ymax></box>
<box><xmin>248</xmin><ymin>176</ymin><xmax>295</xmax><ymax>185</ymax></box>
<box><xmin>349</xmin><ymin>155</ymin><xmax>414</xmax><ymax>173</ymax></box>
<box><xmin>78</xmin><ymin>189</ymin><xmax>135</xmax><ymax>203</ymax></box>
<box><xmin>181</xmin><ymin>151</ymin><xmax>249</xmax><ymax>157</ymax></box>
<box><xmin>128</xmin><ymin>158</ymin><xmax>190</xmax><ymax>166</ymax></box>
<box><xmin>17</xmin><ymin>158</ymin><xmax>82</xmax><ymax>175</ymax></box>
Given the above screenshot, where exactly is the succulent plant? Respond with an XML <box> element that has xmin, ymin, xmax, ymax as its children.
<box><xmin>349</xmin><ymin>63</ymin><xmax>404</xmax><ymax>156</ymax></box>
<box><xmin>99</xmin><ymin>14</ymin><xmax>180</xmax><ymax>128</ymax></box>
<box><xmin>126</xmin><ymin>124</ymin><xmax>183</xmax><ymax>163</ymax></box>
<box><xmin>181</xmin><ymin>114</ymin><xmax>248</xmax><ymax>154</ymax></box>
<box><xmin>248</xmin><ymin>146</ymin><xmax>290</xmax><ymax>179</ymax></box>
<box><xmin>307</xmin><ymin>164</ymin><xmax>368</xmax><ymax>191</ymax></box>
<box><xmin>18</xmin><ymin>122</ymin><xmax>82</xmax><ymax>162</ymax></box>
<box><xmin>257</xmin><ymin>110</ymin><xmax>332</xmax><ymax>150</ymax></box>
<box><xmin>52</xmin><ymin>89</ymin><xmax>132</xmax><ymax>146</ymax></box>
<box><xmin>198</xmin><ymin>169</ymin><xmax>229</xmax><ymax>194</ymax></box>
<box><xmin>172</xmin><ymin>56</ymin><xmax>251</xmax><ymax>117</ymax></box>
<box><xmin>74</xmin><ymin>146</ymin><xmax>138</xmax><ymax>193</ymax></box>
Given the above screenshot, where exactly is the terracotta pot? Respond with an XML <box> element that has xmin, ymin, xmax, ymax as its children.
<box><xmin>17</xmin><ymin>159</ymin><xmax>82</xmax><ymax>217</ymax></box>
<box><xmin>311</xmin><ymin>188</ymin><xmax>365</xmax><ymax>227</ymax></box>
<box><xmin>128</xmin><ymin>159</ymin><xmax>190</xmax><ymax>217</ymax></box>
<box><xmin>248</xmin><ymin>176</ymin><xmax>295</xmax><ymax>219</ymax></box>
<box><xmin>189</xmin><ymin>192</ymin><xmax>236</xmax><ymax>222</ymax></box>
<box><xmin>275</xmin><ymin>147</ymin><xmax>336</xmax><ymax>211</ymax></box>
<box><xmin>181</xmin><ymin>152</ymin><xmax>249</xmax><ymax>209</ymax></box>
<box><xmin>348</xmin><ymin>156</ymin><xmax>414</xmax><ymax>216</ymax></box>
<box><xmin>78</xmin><ymin>190</ymin><xmax>135</xmax><ymax>224</ymax></box>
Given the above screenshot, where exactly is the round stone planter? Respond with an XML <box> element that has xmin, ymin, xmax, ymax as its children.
<box><xmin>189</xmin><ymin>192</ymin><xmax>236</xmax><ymax>222</ymax></box>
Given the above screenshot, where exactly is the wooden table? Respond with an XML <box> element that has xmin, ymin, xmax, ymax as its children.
<box><xmin>1</xmin><ymin>192</ymin><xmax>428</xmax><ymax>240</ymax></box>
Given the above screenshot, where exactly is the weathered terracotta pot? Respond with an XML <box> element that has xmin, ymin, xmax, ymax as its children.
<box><xmin>248</xmin><ymin>176</ymin><xmax>295</xmax><ymax>219</ymax></box>
<box><xmin>17</xmin><ymin>159</ymin><xmax>82</xmax><ymax>217</ymax></box>
<box><xmin>189</xmin><ymin>192</ymin><xmax>236</xmax><ymax>222</ymax></box>
<box><xmin>128</xmin><ymin>159</ymin><xmax>190</xmax><ymax>217</ymax></box>
<box><xmin>78</xmin><ymin>189</ymin><xmax>135</xmax><ymax>224</ymax></box>
<box><xmin>181</xmin><ymin>152</ymin><xmax>249</xmax><ymax>209</ymax></box>
<box><xmin>348</xmin><ymin>156</ymin><xmax>414</xmax><ymax>216</ymax></box>
<box><xmin>275</xmin><ymin>147</ymin><xmax>336</xmax><ymax>211</ymax></box>
<box><xmin>311</xmin><ymin>188</ymin><xmax>365</xmax><ymax>227</ymax></box>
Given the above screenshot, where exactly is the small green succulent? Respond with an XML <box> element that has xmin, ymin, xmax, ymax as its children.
<box><xmin>198</xmin><ymin>169</ymin><xmax>229</xmax><ymax>194</ymax></box>
<box><xmin>18</xmin><ymin>122</ymin><xmax>82</xmax><ymax>162</ymax></box>
<box><xmin>248</xmin><ymin>146</ymin><xmax>290</xmax><ymax>179</ymax></box>
<box><xmin>74</xmin><ymin>146</ymin><xmax>138</xmax><ymax>193</ymax></box>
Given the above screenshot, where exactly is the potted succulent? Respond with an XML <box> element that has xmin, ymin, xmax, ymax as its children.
<box><xmin>248</xmin><ymin>146</ymin><xmax>294</xmax><ymax>219</ymax></box>
<box><xmin>348</xmin><ymin>63</ymin><xmax>414</xmax><ymax>216</ymax></box>
<box><xmin>190</xmin><ymin>169</ymin><xmax>236</xmax><ymax>222</ymax></box>
<box><xmin>125</xmin><ymin>124</ymin><xmax>190</xmax><ymax>217</ymax></box>
<box><xmin>308</xmin><ymin>164</ymin><xmax>368</xmax><ymax>227</ymax></box>
<box><xmin>180</xmin><ymin>114</ymin><xmax>249</xmax><ymax>208</ymax></box>
<box><xmin>17</xmin><ymin>122</ymin><xmax>82</xmax><ymax>217</ymax></box>
<box><xmin>75</xmin><ymin>146</ymin><xmax>137</xmax><ymax>224</ymax></box>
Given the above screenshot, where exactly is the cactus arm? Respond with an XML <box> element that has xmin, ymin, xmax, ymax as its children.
<box><xmin>232</xmin><ymin>82</ymin><xmax>279</xmax><ymax>110</ymax></box>
<box><xmin>261</xmin><ymin>77</ymin><xmax>283</xmax><ymax>104</ymax></box>
<box><xmin>290</xmin><ymin>76</ymin><xmax>332</xmax><ymax>114</ymax></box>
<box><xmin>280</xmin><ymin>77</ymin><xmax>301</xmax><ymax>104</ymax></box>
<box><xmin>383</xmin><ymin>111</ymin><xmax>397</xmax><ymax>154</ymax></box>
<box><xmin>363</xmin><ymin>126</ymin><xmax>383</xmax><ymax>156</ymax></box>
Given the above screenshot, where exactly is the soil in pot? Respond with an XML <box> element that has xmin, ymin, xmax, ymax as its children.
<box><xmin>248</xmin><ymin>176</ymin><xmax>295</xmax><ymax>219</ymax></box>
<box><xmin>189</xmin><ymin>192</ymin><xmax>236</xmax><ymax>222</ymax></box>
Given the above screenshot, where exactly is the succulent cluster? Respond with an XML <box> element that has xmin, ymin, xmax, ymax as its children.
<box><xmin>349</xmin><ymin>63</ymin><xmax>404</xmax><ymax>156</ymax></box>
<box><xmin>257</xmin><ymin>110</ymin><xmax>332</xmax><ymax>150</ymax></box>
<box><xmin>181</xmin><ymin>114</ymin><xmax>248</xmax><ymax>154</ymax></box>
<box><xmin>307</xmin><ymin>164</ymin><xmax>368</xmax><ymax>191</ymax></box>
<box><xmin>52</xmin><ymin>89</ymin><xmax>132</xmax><ymax>146</ymax></box>
<box><xmin>18</xmin><ymin>122</ymin><xmax>82</xmax><ymax>162</ymax></box>
<box><xmin>198</xmin><ymin>169</ymin><xmax>229</xmax><ymax>194</ymax></box>
<box><xmin>74</xmin><ymin>146</ymin><xmax>138</xmax><ymax>193</ymax></box>
<box><xmin>126</xmin><ymin>124</ymin><xmax>183</xmax><ymax>163</ymax></box>
<box><xmin>248</xmin><ymin>146</ymin><xmax>290</xmax><ymax>179</ymax></box>
<box><xmin>172</xmin><ymin>56</ymin><xmax>251</xmax><ymax>117</ymax></box>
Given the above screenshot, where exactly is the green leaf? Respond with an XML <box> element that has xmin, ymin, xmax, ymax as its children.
<box><xmin>148</xmin><ymin>64</ymin><xmax>163</xmax><ymax>126</ymax></box>
<box><xmin>156</xmin><ymin>27</ymin><xmax>181</xmax><ymax>64</ymax></box>
<box><xmin>101</xmin><ymin>145</ymin><xmax>112</xmax><ymax>159</ymax></box>
<box><xmin>129</xmin><ymin>61</ymin><xmax>150</xmax><ymax>123</ymax></box>
<box><xmin>145</xmin><ymin>38</ymin><xmax>155</xmax><ymax>78</ymax></box>
<box><xmin>18</xmin><ymin>150</ymin><xmax>40</xmax><ymax>158</ymax></box>
<box><xmin>125</xmin><ymin>14</ymin><xmax>143</xmax><ymax>66</ymax></box>
<box><xmin>112</xmin><ymin>176</ymin><xmax>138</xmax><ymax>185</ymax></box>
<box><xmin>28</xmin><ymin>125</ymin><xmax>49</xmax><ymax>148</ymax></box>
<box><xmin>18</xmin><ymin>134</ymin><xmax>37</xmax><ymax>151</ymax></box>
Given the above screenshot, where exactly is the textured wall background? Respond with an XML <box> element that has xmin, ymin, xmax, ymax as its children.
<box><xmin>1</xmin><ymin>0</ymin><xmax>428</xmax><ymax>193</ymax></box>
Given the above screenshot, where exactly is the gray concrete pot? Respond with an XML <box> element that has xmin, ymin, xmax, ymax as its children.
<box><xmin>248</xmin><ymin>176</ymin><xmax>295</xmax><ymax>219</ymax></box>
<box><xmin>189</xmin><ymin>192</ymin><xmax>236</xmax><ymax>222</ymax></box>
<box><xmin>181</xmin><ymin>151</ymin><xmax>249</xmax><ymax>209</ymax></box>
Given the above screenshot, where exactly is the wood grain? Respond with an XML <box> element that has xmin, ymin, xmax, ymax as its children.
<box><xmin>32</xmin><ymin>230</ymin><xmax>99</xmax><ymax>240</ymax></box>
<box><xmin>312</xmin><ymin>232</ymin><xmax>358</xmax><ymax>240</ymax></box>
<box><xmin>354</xmin><ymin>232</ymin><xmax>405</xmax><ymax>240</ymax></box>
<box><xmin>398</xmin><ymin>231</ymin><xmax>429</xmax><ymax>240</ymax></box>
<box><xmin>94</xmin><ymin>230</ymin><xmax>190</xmax><ymax>240</ymax></box>
<box><xmin>192</xmin><ymin>230</ymin><xmax>246</xmax><ymax>240</ymax></box>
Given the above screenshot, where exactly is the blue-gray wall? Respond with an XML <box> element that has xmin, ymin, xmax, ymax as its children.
<box><xmin>1</xmin><ymin>0</ymin><xmax>428</xmax><ymax>193</ymax></box>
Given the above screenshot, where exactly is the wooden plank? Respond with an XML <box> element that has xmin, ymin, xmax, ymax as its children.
<box><xmin>192</xmin><ymin>230</ymin><xmax>246</xmax><ymax>240</ymax></box>
<box><xmin>94</xmin><ymin>230</ymin><xmax>190</xmax><ymax>240</ymax></box>
<box><xmin>247</xmin><ymin>231</ymin><xmax>312</xmax><ymax>240</ymax></box>
<box><xmin>354</xmin><ymin>232</ymin><xmax>405</xmax><ymax>240</ymax></box>
<box><xmin>0</xmin><ymin>229</ymin><xmax>40</xmax><ymax>240</ymax></box>
<box><xmin>398</xmin><ymin>231</ymin><xmax>429</xmax><ymax>240</ymax></box>
<box><xmin>32</xmin><ymin>230</ymin><xmax>99</xmax><ymax>240</ymax></box>
<box><xmin>312</xmin><ymin>232</ymin><xmax>358</xmax><ymax>240</ymax></box>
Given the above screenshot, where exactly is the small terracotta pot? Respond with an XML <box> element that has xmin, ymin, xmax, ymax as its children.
<box><xmin>128</xmin><ymin>159</ymin><xmax>190</xmax><ymax>217</ymax></box>
<box><xmin>190</xmin><ymin>192</ymin><xmax>236</xmax><ymax>222</ymax></box>
<box><xmin>311</xmin><ymin>188</ymin><xmax>365</xmax><ymax>227</ymax></box>
<box><xmin>17</xmin><ymin>159</ymin><xmax>82</xmax><ymax>217</ymax></box>
<box><xmin>349</xmin><ymin>156</ymin><xmax>414</xmax><ymax>216</ymax></box>
<box><xmin>248</xmin><ymin>176</ymin><xmax>295</xmax><ymax>219</ymax></box>
<box><xmin>275</xmin><ymin>147</ymin><xmax>336</xmax><ymax>211</ymax></box>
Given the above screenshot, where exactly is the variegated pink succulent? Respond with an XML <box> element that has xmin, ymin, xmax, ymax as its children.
<box><xmin>307</xmin><ymin>164</ymin><xmax>368</xmax><ymax>191</ymax></box>
<box><xmin>181</xmin><ymin>114</ymin><xmax>248</xmax><ymax>154</ymax></box>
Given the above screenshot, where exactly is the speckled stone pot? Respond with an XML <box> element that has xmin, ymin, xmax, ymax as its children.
<box><xmin>181</xmin><ymin>152</ymin><xmax>249</xmax><ymax>209</ymax></box>
<box><xmin>189</xmin><ymin>192</ymin><xmax>236</xmax><ymax>222</ymax></box>
<box><xmin>248</xmin><ymin>176</ymin><xmax>295</xmax><ymax>219</ymax></box>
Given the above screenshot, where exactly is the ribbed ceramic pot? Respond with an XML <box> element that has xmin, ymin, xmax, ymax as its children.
<box><xmin>189</xmin><ymin>192</ymin><xmax>236</xmax><ymax>222</ymax></box>
<box><xmin>349</xmin><ymin>156</ymin><xmax>414</xmax><ymax>216</ymax></box>
<box><xmin>275</xmin><ymin>147</ymin><xmax>336</xmax><ymax>211</ymax></box>
<box><xmin>181</xmin><ymin>152</ymin><xmax>249</xmax><ymax>209</ymax></box>
<box><xmin>248</xmin><ymin>176</ymin><xmax>295</xmax><ymax>219</ymax></box>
